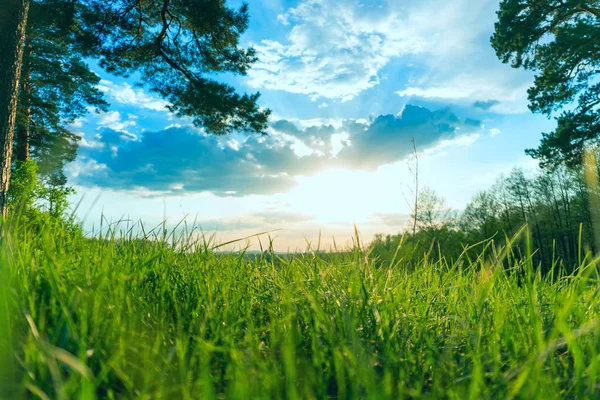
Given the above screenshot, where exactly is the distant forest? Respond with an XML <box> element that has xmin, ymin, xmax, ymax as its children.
<box><xmin>371</xmin><ymin>161</ymin><xmax>600</xmax><ymax>273</ymax></box>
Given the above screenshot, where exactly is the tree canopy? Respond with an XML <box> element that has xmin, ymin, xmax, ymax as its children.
<box><xmin>83</xmin><ymin>0</ymin><xmax>270</xmax><ymax>135</ymax></box>
<box><xmin>19</xmin><ymin>1</ymin><xmax>108</xmax><ymax>185</ymax></box>
<box><xmin>491</xmin><ymin>0</ymin><xmax>600</xmax><ymax>168</ymax></box>
<box><xmin>0</xmin><ymin>0</ymin><xmax>270</xmax><ymax>216</ymax></box>
<box><xmin>370</xmin><ymin>166</ymin><xmax>597</xmax><ymax>273</ymax></box>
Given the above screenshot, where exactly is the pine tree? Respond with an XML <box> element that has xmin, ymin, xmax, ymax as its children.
<box><xmin>0</xmin><ymin>0</ymin><xmax>30</xmax><ymax>217</ymax></box>
<box><xmin>492</xmin><ymin>0</ymin><xmax>600</xmax><ymax>167</ymax></box>
<box><xmin>15</xmin><ymin>1</ymin><xmax>108</xmax><ymax>208</ymax></box>
<box><xmin>82</xmin><ymin>0</ymin><xmax>270</xmax><ymax>135</ymax></box>
<box><xmin>0</xmin><ymin>0</ymin><xmax>270</xmax><ymax>217</ymax></box>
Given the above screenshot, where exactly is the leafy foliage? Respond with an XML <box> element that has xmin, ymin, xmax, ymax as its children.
<box><xmin>8</xmin><ymin>0</ymin><xmax>272</xmax><ymax>217</ymax></box>
<box><xmin>492</xmin><ymin>0</ymin><xmax>600</xmax><ymax>167</ymax></box>
<box><xmin>7</xmin><ymin>160</ymin><xmax>39</xmax><ymax>214</ymax></box>
<box><xmin>82</xmin><ymin>0</ymin><xmax>270</xmax><ymax>135</ymax></box>
<box><xmin>371</xmin><ymin>165</ymin><xmax>598</xmax><ymax>273</ymax></box>
<box><xmin>10</xmin><ymin>1</ymin><xmax>109</xmax><ymax>207</ymax></box>
<box><xmin>6</xmin><ymin>158</ymin><xmax>77</xmax><ymax>226</ymax></box>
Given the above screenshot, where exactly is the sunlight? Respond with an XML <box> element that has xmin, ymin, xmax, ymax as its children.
<box><xmin>289</xmin><ymin>168</ymin><xmax>405</xmax><ymax>224</ymax></box>
<box><xmin>289</xmin><ymin>170</ymin><xmax>376</xmax><ymax>223</ymax></box>
<box><xmin>3</xmin><ymin>0</ymin><xmax>598</xmax><ymax>395</ymax></box>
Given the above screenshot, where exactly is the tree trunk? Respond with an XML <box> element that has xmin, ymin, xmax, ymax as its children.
<box><xmin>0</xmin><ymin>0</ymin><xmax>30</xmax><ymax>218</ymax></box>
<box><xmin>16</xmin><ymin>43</ymin><xmax>31</xmax><ymax>162</ymax></box>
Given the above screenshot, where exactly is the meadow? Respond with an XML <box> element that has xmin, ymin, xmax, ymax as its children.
<box><xmin>2</xmin><ymin>0</ymin><xmax>599</xmax><ymax>398</ymax></box>
<box><xmin>2</xmin><ymin>220</ymin><xmax>600</xmax><ymax>399</ymax></box>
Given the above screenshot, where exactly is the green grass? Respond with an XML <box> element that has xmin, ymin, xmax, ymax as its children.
<box><xmin>2</xmin><ymin>221</ymin><xmax>600</xmax><ymax>399</ymax></box>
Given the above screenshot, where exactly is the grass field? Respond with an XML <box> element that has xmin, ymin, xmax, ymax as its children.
<box><xmin>2</xmin><ymin>221</ymin><xmax>600</xmax><ymax>399</ymax></box>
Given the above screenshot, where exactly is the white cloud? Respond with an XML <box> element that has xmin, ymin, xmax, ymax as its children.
<box><xmin>247</xmin><ymin>0</ymin><xmax>430</xmax><ymax>101</ymax></box>
<box><xmin>490</xmin><ymin>128</ymin><xmax>501</xmax><ymax>137</ymax></box>
<box><xmin>330</xmin><ymin>132</ymin><xmax>350</xmax><ymax>157</ymax></box>
<box><xmin>65</xmin><ymin>158</ymin><xmax>107</xmax><ymax>178</ymax></box>
<box><xmin>390</xmin><ymin>0</ymin><xmax>535</xmax><ymax>113</ymax></box>
<box><xmin>289</xmin><ymin>138</ymin><xmax>314</xmax><ymax>157</ymax></box>
<box><xmin>97</xmin><ymin>111</ymin><xmax>137</xmax><ymax>137</ymax></box>
<box><xmin>227</xmin><ymin>139</ymin><xmax>241</xmax><ymax>151</ymax></box>
<box><xmin>165</xmin><ymin>123</ymin><xmax>183</xmax><ymax>130</ymax></box>
<box><xmin>69</xmin><ymin>117</ymin><xmax>87</xmax><ymax>129</ymax></box>
<box><xmin>79</xmin><ymin>137</ymin><xmax>104</xmax><ymax>149</ymax></box>
<box><xmin>397</xmin><ymin>72</ymin><xmax>532</xmax><ymax>114</ymax></box>
<box><xmin>248</xmin><ymin>0</ymin><xmax>534</xmax><ymax>113</ymax></box>
<box><xmin>74</xmin><ymin>105</ymin><xmax>483</xmax><ymax>196</ymax></box>
<box><xmin>98</xmin><ymin>80</ymin><xmax>169</xmax><ymax>111</ymax></box>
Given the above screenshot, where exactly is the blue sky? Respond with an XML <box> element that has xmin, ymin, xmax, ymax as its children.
<box><xmin>67</xmin><ymin>0</ymin><xmax>557</xmax><ymax>250</ymax></box>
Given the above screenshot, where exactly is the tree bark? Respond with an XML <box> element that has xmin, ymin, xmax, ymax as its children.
<box><xmin>0</xmin><ymin>0</ymin><xmax>30</xmax><ymax>218</ymax></box>
<box><xmin>16</xmin><ymin>43</ymin><xmax>31</xmax><ymax>162</ymax></box>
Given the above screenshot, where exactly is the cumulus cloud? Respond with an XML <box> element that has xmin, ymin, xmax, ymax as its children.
<box><xmin>397</xmin><ymin>72</ymin><xmax>531</xmax><ymax>113</ymax></box>
<box><xmin>247</xmin><ymin>0</ymin><xmax>534</xmax><ymax>112</ymax></box>
<box><xmin>74</xmin><ymin>127</ymin><xmax>303</xmax><ymax>196</ymax></box>
<box><xmin>335</xmin><ymin>106</ymin><xmax>481</xmax><ymax>169</ymax></box>
<box><xmin>72</xmin><ymin>105</ymin><xmax>482</xmax><ymax>196</ymax></box>
<box><xmin>247</xmin><ymin>0</ymin><xmax>430</xmax><ymax>101</ymax></box>
<box><xmin>96</xmin><ymin>111</ymin><xmax>138</xmax><ymax>136</ymax></box>
<box><xmin>98</xmin><ymin>80</ymin><xmax>169</xmax><ymax>111</ymax></box>
<box><xmin>273</xmin><ymin>105</ymin><xmax>481</xmax><ymax>169</ymax></box>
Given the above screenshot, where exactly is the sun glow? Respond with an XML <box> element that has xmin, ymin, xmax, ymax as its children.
<box><xmin>287</xmin><ymin>167</ymin><xmax>409</xmax><ymax>224</ymax></box>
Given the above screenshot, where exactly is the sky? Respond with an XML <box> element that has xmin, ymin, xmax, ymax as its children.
<box><xmin>66</xmin><ymin>0</ymin><xmax>558</xmax><ymax>251</ymax></box>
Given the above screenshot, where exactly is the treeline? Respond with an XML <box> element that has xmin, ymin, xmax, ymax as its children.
<box><xmin>370</xmin><ymin>163</ymin><xmax>600</xmax><ymax>273</ymax></box>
